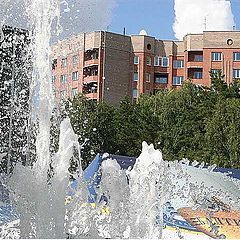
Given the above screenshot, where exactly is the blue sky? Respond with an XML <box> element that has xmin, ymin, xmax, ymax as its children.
<box><xmin>110</xmin><ymin>0</ymin><xmax>240</xmax><ymax>40</ymax></box>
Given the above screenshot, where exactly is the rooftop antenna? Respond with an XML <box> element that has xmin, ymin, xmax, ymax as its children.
<box><xmin>204</xmin><ymin>16</ymin><xmax>207</xmax><ymax>30</ymax></box>
<box><xmin>123</xmin><ymin>27</ymin><xmax>126</xmax><ymax>35</ymax></box>
<box><xmin>233</xmin><ymin>25</ymin><xmax>236</xmax><ymax>31</ymax></box>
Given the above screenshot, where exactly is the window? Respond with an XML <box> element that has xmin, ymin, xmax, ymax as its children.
<box><xmin>61</xmin><ymin>58</ymin><xmax>67</xmax><ymax>68</ymax></box>
<box><xmin>233</xmin><ymin>52</ymin><xmax>240</xmax><ymax>61</ymax></box>
<box><xmin>193</xmin><ymin>71</ymin><xmax>203</xmax><ymax>79</ymax></box>
<box><xmin>133</xmin><ymin>88</ymin><xmax>138</xmax><ymax>98</ymax></box>
<box><xmin>233</xmin><ymin>69</ymin><xmax>240</xmax><ymax>79</ymax></box>
<box><xmin>211</xmin><ymin>69</ymin><xmax>221</xmax><ymax>74</ymax></box>
<box><xmin>146</xmin><ymin>73</ymin><xmax>151</xmax><ymax>82</ymax></box>
<box><xmin>161</xmin><ymin>57</ymin><xmax>169</xmax><ymax>67</ymax></box>
<box><xmin>60</xmin><ymin>90</ymin><xmax>66</xmax><ymax>99</ymax></box>
<box><xmin>72</xmin><ymin>88</ymin><xmax>78</xmax><ymax>97</ymax></box>
<box><xmin>72</xmin><ymin>71</ymin><xmax>78</xmax><ymax>81</ymax></box>
<box><xmin>173</xmin><ymin>76</ymin><xmax>184</xmax><ymax>85</ymax></box>
<box><xmin>173</xmin><ymin>60</ymin><xmax>184</xmax><ymax>68</ymax></box>
<box><xmin>134</xmin><ymin>72</ymin><xmax>139</xmax><ymax>81</ymax></box>
<box><xmin>60</xmin><ymin>74</ymin><xmax>67</xmax><ymax>83</ymax></box>
<box><xmin>91</xmin><ymin>51</ymin><xmax>98</xmax><ymax>60</ymax></box>
<box><xmin>155</xmin><ymin>76</ymin><xmax>167</xmax><ymax>84</ymax></box>
<box><xmin>52</xmin><ymin>75</ymin><xmax>56</xmax><ymax>84</ymax></box>
<box><xmin>146</xmin><ymin>57</ymin><xmax>151</xmax><ymax>66</ymax></box>
<box><xmin>52</xmin><ymin>59</ymin><xmax>57</xmax><ymax>70</ymax></box>
<box><xmin>211</xmin><ymin>52</ymin><xmax>222</xmax><ymax>61</ymax></box>
<box><xmin>83</xmin><ymin>82</ymin><xmax>98</xmax><ymax>94</ymax></box>
<box><xmin>154</xmin><ymin>56</ymin><xmax>160</xmax><ymax>66</ymax></box>
<box><xmin>194</xmin><ymin>55</ymin><xmax>203</xmax><ymax>62</ymax></box>
<box><xmin>72</xmin><ymin>55</ymin><xmax>79</xmax><ymax>65</ymax></box>
<box><xmin>134</xmin><ymin>56</ymin><xmax>139</xmax><ymax>64</ymax></box>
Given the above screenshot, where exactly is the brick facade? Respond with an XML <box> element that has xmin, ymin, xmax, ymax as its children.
<box><xmin>51</xmin><ymin>30</ymin><xmax>240</xmax><ymax>105</ymax></box>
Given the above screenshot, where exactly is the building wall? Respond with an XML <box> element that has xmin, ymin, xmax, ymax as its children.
<box><xmin>102</xmin><ymin>32</ymin><xmax>132</xmax><ymax>105</ymax></box>
<box><xmin>202</xmin><ymin>32</ymin><xmax>240</xmax><ymax>86</ymax></box>
<box><xmin>51</xmin><ymin>30</ymin><xmax>240</xmax><ymax>104</ymax></box>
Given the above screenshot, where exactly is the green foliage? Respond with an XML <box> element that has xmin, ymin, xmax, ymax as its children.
<box><xmin>205</xmin><ymin>98</ymin><xmax>240</xmax><ymax>168</ymax></box>
<box><xmin>66</xmin><ymin>74</ymin><xmax>240</xmax><ymax>169</ymax></box>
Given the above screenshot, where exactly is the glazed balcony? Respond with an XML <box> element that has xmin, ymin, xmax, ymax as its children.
<box><xmin>83</xmin><ymin>81</ymin><xmax>98</xmax><ymax>97</ymax></box>
<box><xmin>187</xmin><ymin>51</ymin><xmax>203</xmax><ymax>68</ymax></box>
<box><xmin>83</xmin><ymin>65</ymin><xmax>98</xmax><ymax>78</ymax></box>
<box><xmin>188</xmin><ymin>68</ymin><xmax>203</xmax><ymax>80</ymax></box>
<box><xmin>84</xmin><ymin>48</ymin><xmax>99</xmax><ymax>61</ymax></box>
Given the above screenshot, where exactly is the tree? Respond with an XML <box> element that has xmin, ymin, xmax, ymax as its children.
<box><xmin>66</xmin><ymin>94</ymin><xmax>97</xmax><ymax>169</ymax></box>
<box><xmin>205</xmin><ymin>98</ymin><xmax>240</xmax><ymax>168</ymax></box>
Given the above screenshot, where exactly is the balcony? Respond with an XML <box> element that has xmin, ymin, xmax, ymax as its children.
<box><xmin>83</xmin><ymin>75</ymin><xmax>98</xmax><ymax>83</ymax></box>
<box><xmin>188</xmin><ymin>68</ymin><xmax>203</xmax><ymax>80</ymax></box>
<box><xmin>85</xmin><ymin>92</ymin><xmax>98</xmax><ymax>99</ymax></box>
<box><xmin>84</xmin><ymin>48</ymin><xmax>99</xmax><ymax>61</ymax></box>
<box><xmin>187</xmin><ymin>61</ymin><xmax>203</xmax><ymax>69</ymax></box>
<box><xmin>187</xmin><ymin>51</ymin><xmax>203</xmax><ymax>69</ymax></box>
<box><xmin>83</xmin><ymin>81</ymin><xmax>98</xmax><ymax>97</ymax></box>
<box><xmin>83</xmin><ymin>65</ymin><xmax>98</xmax><ymax>79</ymax></box>
<box><xmin>154</xmin><ymin>73</ymin><xmax>168</xmax><ymax>84</ymax></box>
<box><xmin>84</xmin><ymin>59</ymin><xmax>99</xmax><ymax>67</ymax></box>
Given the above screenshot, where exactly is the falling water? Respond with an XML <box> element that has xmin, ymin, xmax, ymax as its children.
<box><xmin>5</xmin><ymin>0</ymin><xmax>81</xmax><ymax>238</ymax></box>
<box><xmin>1</xmin><ymin>0</ymin><xmax>240</xmax><ymax>239</ymax></box>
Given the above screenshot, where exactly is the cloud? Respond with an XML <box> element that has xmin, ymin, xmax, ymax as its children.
<box><xmin>173</xmin><ymin>0</ymin><xmax>235</xmax><ymax>40</ymax></box>
<box><xmin>57</xmin><ymin>0</ymin><xmax>116</xmax><ymax>40</ymax></box>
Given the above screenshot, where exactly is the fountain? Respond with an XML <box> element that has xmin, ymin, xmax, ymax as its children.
<box><xmin>0</xmin><ymin>0</ymin><xmax>240</xmax><ymax>239</ymax></box>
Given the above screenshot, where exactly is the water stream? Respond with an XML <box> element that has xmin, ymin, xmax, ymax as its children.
<box><xmin>0</xmin><ymin>0</ymin><xmax>240</xmax><ymax>239</ymax></box>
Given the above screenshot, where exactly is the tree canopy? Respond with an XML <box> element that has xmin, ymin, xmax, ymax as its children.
<box><xmin>66</xmin><ymin>70</ymin><xmax>240</xmax><ymax>169</ymax></box>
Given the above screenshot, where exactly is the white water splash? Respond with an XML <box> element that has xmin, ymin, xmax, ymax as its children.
<box><xmin>128</xmin><ymin>142</ymin><xmax>166</xmax><ymax>239</ymax></box>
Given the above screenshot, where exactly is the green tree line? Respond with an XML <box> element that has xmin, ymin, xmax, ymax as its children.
<box><xmin>66</xmin><ymin>71</ymin><xmax>240</xmax><ymax>170</ymax></box>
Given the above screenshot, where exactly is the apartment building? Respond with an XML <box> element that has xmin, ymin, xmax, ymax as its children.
<box><xmin>51</xmin><ymin>30</ymin><xmax>240</xmax><ymax>105</ymax></box>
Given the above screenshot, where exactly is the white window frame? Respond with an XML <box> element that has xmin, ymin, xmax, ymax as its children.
<box><xmin>193</xmin><ymin>71</ymin><xmax>203</xmax><ymax>79</ymax></box>
<box><xmin>72</xmin><ymin>88</ymin><xmax>78</xmax><ymax>97</ymax></box>
<box><xmin>173</xmin><ymin>76</ymin><xmax>184</xmax><ymax>85</ymax></box>
<box><xmin>72</xmin><ymin>71</ymin><xmax>79</xmax><ymax>81</ymax></box>
<box><xmin>134</xmin><ymin>72</ymin><xmax>139</xmax><ymax>81</ymax></box>
<box><xmin>134</xmin><ymin>55</ymin><xmax>139</xmax><ymax>65</ymax></box>
<box><xmin>211</xmin><ymin>69</ymin><xmax>221</xmax><ymax>74</ymax></box>
<box><xmin>211</xmin><ymin>52</ymin><xmax>222</xmax><ymax>61</ymax></box>
<box><xmin>155</xmin><ymin>76</ymin><xmax>167</xmax><ymax>84</ymax></box>
<box><xmin>233</xmin><ymin>52</ymin><xmax>240</xmax><ymax>61</ymax></box>
<box><xmin>161</xmin><ymin>57</ymin><xmax>169</xmax><ymax>67</ymax></box>
<box><xmin>60</xmin><ymin>74</ymin><xmax>67</xmax><ymax>83</ymax></box>
<box><xmin>173</xmin><ymin>60</ymin><xmax>184</xmax><ymax>68</ymax></box>
<box><xmin>233</xmin><ymin>69</ymin><xmax>240</xmax><ymax>79</ymax></box>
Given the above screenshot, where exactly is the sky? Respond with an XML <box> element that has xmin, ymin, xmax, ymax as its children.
<box><xmin>110</xmin><ymin>0</ymin><xmax>240</xmax><ymax>40</ymax></box>
<box><xmin>0</xmin><ymin>0</ymin><xmax>239</xmax><ymax>41</ymax></box>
